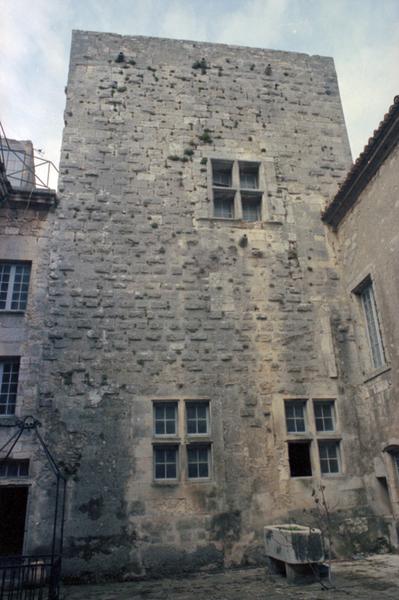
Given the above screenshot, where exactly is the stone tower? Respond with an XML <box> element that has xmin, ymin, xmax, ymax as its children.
<box><xmin>39</xmin><ymin>31</ymin><xmax>388</xmax><ymax>577</ymax></box>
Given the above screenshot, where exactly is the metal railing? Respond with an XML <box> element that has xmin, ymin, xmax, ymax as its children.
<box><xmin>0</xmin><ymin>122</ymin><xmax>58</xmax><ymax>192</ymax></box>
<box><xmin>0</xmin><ymin>418</ymin><xmax>66</xmax><ymax>600</ymax></box>
<box><xmin>0</xmin><ymin>555</ymin><xmax>61</xmax><ymax>600</ymax></box>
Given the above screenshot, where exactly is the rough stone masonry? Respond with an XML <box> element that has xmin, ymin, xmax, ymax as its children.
<box><xmin>25</xmin><ymin>31</ymin><xmax>392</xmax><ymax>578</ymax></box>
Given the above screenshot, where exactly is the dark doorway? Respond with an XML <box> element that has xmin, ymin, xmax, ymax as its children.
<box><xmin>0</xmin><ymin>486</ymin><xmax>28</xmax><ymax>555</ymax></box>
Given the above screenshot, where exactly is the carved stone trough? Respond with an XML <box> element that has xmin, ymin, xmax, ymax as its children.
<box><xmin>264</xmin><ymin>524</ymin><xmax>326</xmax><ymax>583</ymax></box>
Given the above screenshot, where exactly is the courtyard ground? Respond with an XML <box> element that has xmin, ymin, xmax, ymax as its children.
<box><xmin>63</xmin><ymin>553</ymin><xmax>399</xmax><ymax>599</ymax></box>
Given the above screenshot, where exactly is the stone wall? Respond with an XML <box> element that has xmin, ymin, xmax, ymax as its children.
<box><xmin>36</xmin><ymin>31</ymin><xmax>390</xmax><ymax>577</ymax></box>
<box><xmin>327</xmin><ymin>142</ymin><xmax>399</xmax><ymax>544</ymax></box>
<box><xmin>0</xmin><ymin>198</ymin><xmax>57</xmax><ymax>555</ymax></box>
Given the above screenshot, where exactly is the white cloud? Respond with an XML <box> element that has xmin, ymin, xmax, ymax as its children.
<box><xmin>0</xmin><ymin>0</ymin><xmax>398</xmax><ymax>184</ymax></box>
<box><xmin>0</xmin><ymin>0</ymin><xmax>71</xmax><ymax>186</ymax></box>
<box><xmin>214</xmin><ymin>0</ymin><xmax>288</xmax><ymax>48</ymax></box>
<box><xmin>336</xmin><ymin>41</ymin><xmax>399</xmax><ymax>159</ymax></box>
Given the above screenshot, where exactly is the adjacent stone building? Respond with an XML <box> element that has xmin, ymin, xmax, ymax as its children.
<box><xmin>323</xmin><ymin>95</ymin><xmax>399</xmax><ymax>546</ymax></box>
<box><xmin>0</xmin><ymin>30</ymin><xmax>398</xmax><ymax>580</ymax></box>
<box><xmin>0</xmin><ymin>137</ymin><xmax>57</xmax><ymax>557</ymax></box>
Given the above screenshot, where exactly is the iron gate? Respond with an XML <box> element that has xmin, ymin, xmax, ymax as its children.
<box><xmin>0</xmin><ymin>417</ymin><xmax>66</xmax><ymax>600</ymax></box>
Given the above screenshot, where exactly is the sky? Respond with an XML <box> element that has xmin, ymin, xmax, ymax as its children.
<box><xmin>1</xmin><ymin>0</ymin><xmax>398</xmax><ymax>188</ymax></box>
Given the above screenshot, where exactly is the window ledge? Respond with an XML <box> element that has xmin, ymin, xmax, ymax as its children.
<box><xmin>197</xmin><ymin>217</ymin><xmax>283</xmax><ymax>227</ymax></box>
<box><xmin>0</xmin><ymin>416</ymin><xmax>18</xmax><ymax>426</ymax></box>
<box><xmin>152</xmin><ymin>481</ymin><xmax>179</xmax><ymax>487</ymax></box>
<box><xmin>152</xmin><ymin>438</ymin><xmax>180</xmax><ymax>444</ymax></box>
<box><xmin>363</xmin><ymin>365</ymin><xmax>391</xmax><ymax>383</ymax></box>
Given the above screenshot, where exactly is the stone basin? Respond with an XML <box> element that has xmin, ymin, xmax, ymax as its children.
<box><xmin>264</xmin><ymin>524</ymin><xmax>324</xmax><ymax>565</ymax></box>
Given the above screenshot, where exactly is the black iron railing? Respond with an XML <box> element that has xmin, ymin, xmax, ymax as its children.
<box><xmin>0</xmin><ymin>417</ymin><xmax>66</xmax><ymax>600</ymax></box>
<box><xmin>0</xmin><ymin>554</ymin><xmax>61</xmax><ymax>600</ymax></box>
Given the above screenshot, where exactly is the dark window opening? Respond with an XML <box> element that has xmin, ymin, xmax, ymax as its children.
<box><xmin>0</xmin><ymin>486</ymin><xmax>28</xmax><ymax>555</ymax></box>
<box><xmin>288</xmin><ymin>441</ymin><xmax>312</xmax><ymax>477</ymax></box>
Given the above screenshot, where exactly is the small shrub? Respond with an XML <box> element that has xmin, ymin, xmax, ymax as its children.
<box><xmin>192</xmin><ymin>58</ymin><xmax>209</xmax><ymax>75</ymax></box>
<box><xmin>115</xmin><ymin>52</ymin><xmax>125</xmax><ymax>63</ymax></box>
<box><xmin>199</xmin><ymin>129</ymin><xmax>213</xmax><ymax>144</ymax></box>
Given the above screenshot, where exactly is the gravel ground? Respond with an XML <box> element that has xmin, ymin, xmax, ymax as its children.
<box><xmin>63</xmin><ymin>554</ymin><xmax>399</xmax><ymax>599</ymax></box>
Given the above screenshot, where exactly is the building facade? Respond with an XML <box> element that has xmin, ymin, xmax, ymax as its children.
<box><xmin>323</xmin><ymin>96</ymin><xmax>399</xmax><ymax>546</ymax></box>
<box><xmin>0</xmin><ymin>137</ymin><xmax>58</xmax><ymax>558</ymax></box>
<box><xmin>1</xmin><ymin>31</ymin><xmax>398</xmax><ymax>580</ymax></box>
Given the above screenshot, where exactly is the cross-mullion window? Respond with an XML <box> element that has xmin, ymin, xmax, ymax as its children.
<box><xmin>314</xmin><ymin>401</ymin><xmax>335</xmax><ymax>432</ymax></box>
<box><xmin>154</xmin><ymin>402</ymin><xmax>177</xmax><ymax>436</ymax></box>
<box><xmin>319</xmin><ymin>441</ymin><xmax>340</xmax><ymax>474</ymax></box>
<box><xmin>0</xmin><ymin>359</ymin><xmax>20</xmax><ymax>416</ymax></box>
<box><xmin>154</xmin><ymin>446</ymin><xmax>178</xmax><ymax>480</ymax></box>
<box><xmin>0</xmin><ymin>263</ymin><xmax>31</xmax><ymax>311</ymax></box>
<box><xmin>187</xmin><ymin>445</ymin><xmax>210</xmax><ymax>479</ymax></box>
<box><xmin>186</xmin><ymin>402</ymin><xmax>209</xmax><ymax>435</ymax></box>
<box><xmin>285</xmin><ymin>401</ymin><xmax>306</xmax><ymax>433</ymax></box>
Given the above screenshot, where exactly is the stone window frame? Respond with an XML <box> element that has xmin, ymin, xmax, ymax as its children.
<box><xmin>313</xmin><ymin>400</ymin><xmax>336</xmax><ymax>433</ymax></box>
<box><xmin>152</xmin><ymin>398</ymin><xmax>212</xmax><ymax>484</ymax></box>
<box><xmin>153</xmin><ymin>445</ymin><xmax>179</xmax><ymax>481</ymax></box>
<box><xmin>207</xmin><ymin>158</ymin><xmax>268</xmax><ymax>223</ymax></box>
<box><xmin>153</xmin><ymin>401</ymin><xmax>178</xmax><ymax>437</ymax></box>
<box><xmin>284</xmin><ymin>399</ymin><xmax>307</xmax><ymax>434</ymax></box>
<box><xmin>318</xmin><ymin>440</ymin><xmax>341</xmax><ymax>475</ymax></box>
<box><xmin>382</xmin><ymin>442</ymin><xmax>399</xmax><ymax>519</ymax></box>
<box><xmin>352</xmin><ymin>275</ymin><xmax>386</xmax><ymax>373</ymax></box>
<box><xmin>185</xmin><ymin>401</ymin><xmax>210</xmax><ymax>436</ymax></box>
<box><xmin>187</xmin><ymin>444</ymin><xmax>212</xmax><ymax>480</ymax></box>
<box><xmin>0</xmin><ymin>358</ymin><xmax>20</xmax><ymax>416</ymax></box>
<box><xmin>284</xmin><ymin>396</ymin><xmax>343</xmax><ymax>479</ymax></box>
<box><xmin>0</xmin><ymin>262</ymin><xmax>31</xmax><ymax>313</ymax></box>
<box><xmin>0</xmin><ymin>458</ymin><xmax>30</xmax><ymax>478</ymax></box>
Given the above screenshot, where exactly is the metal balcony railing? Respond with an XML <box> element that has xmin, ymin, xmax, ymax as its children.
<box><xmin>0</xmin><ymin>122</ymin><xmax>58</xmax><ymax>192</ymax></box>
